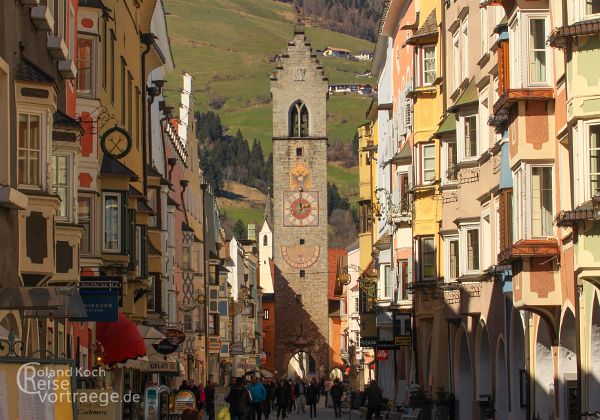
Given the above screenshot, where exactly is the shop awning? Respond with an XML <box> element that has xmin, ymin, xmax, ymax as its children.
<box><xmin>96</xmin><ymin>310</ymin><xmax>146</xmax><ymax>366</ymax></box>
<box><xmin>122</xmin><ymin>326</ymin><xmax>181</xmax><ymax>375</ymax></box>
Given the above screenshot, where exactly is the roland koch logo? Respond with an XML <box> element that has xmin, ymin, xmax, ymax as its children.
<box><xmin>16</xmin><ymin>362</ymin><xmax>138</xmax><ymax>406</ymax></box>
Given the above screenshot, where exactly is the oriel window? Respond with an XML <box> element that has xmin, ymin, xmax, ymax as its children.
<box><xmin>18</xmin><ymin>113</ymin><xmax>41</xmax><ymax>187</ymax></box>
<box><xmin>290</xmin><ymin>101</ymin><xmax>309</xmax><ymax>137</ymax></box>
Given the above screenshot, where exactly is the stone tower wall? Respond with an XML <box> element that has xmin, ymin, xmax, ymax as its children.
<box><xmin>271</xmin><ymin>30</ymin><xmax>330</xmax><ymax>377</ymax></box>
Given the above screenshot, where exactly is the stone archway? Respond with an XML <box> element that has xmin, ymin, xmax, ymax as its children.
<box><xmin>495</xmin><ymin>338</ymin><xmax>509</xmax><ymax>419</ymax></box>
<box><xmin>558</xmin><ymin>309</ymin><xmax>577</xmax><ymax>419</ymax></box>
<box><xmin>590</xmin><ymin>294</ymin><xmax>600</xmax><ymax>412</ymax></box>
<box><xmin>534</xmin><ymin>317</ymin><xmax>555</xmax><ymax>420</ymax></box>
<box><xmin>454</xmin><ymin>327</ymin><xmax>473</xmax><ymax>420</ymax></box>
<box><xmin>510</xmin><ymin>310</ymin><xmax>526</xmax><ymax>420</ymax></box>
<box><xmin>288</xmin><ymin>351</ymin><xmax>316</xmax><ymax>379</ymax></box>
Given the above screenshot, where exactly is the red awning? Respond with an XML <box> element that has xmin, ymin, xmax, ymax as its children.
<box><xmin>96</xmin><ymin>310</ymin><xmax>146</xmax><ymax>366</ymax></box>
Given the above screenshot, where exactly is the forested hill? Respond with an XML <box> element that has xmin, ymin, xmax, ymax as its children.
<box><xmin>279</xmin><ymin>0</ymin><xmax>385</xmax><ymax>41</ymax></box>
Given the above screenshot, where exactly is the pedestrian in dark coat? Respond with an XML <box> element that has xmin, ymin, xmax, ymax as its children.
<box><xmin>306</xmin><ymin>379</ymin><xmax>319</xmax><ymax>418</ymax></box>
<box><xmin>330</xmin><ymin>380</ymin><xmax>343</xmax><ymax>418</ymax></box>
<box><xmin>205</xmin><ymin>381</ymin><xmax>216</xmax><ymax>420</ymax></box>
<box><xmin>225</xmin><ymin>377</ymin><xmax>252</xmax><ymax>420</ymax></box>
<box><xmin>275</xmin><ymin>379</ymin><xmax>291</xmax><ymax>419</ymax></box>
<box><xmin>364</xmin><ymin>380</ymin><xmax>384</xmax><ymax>420</ymax></box>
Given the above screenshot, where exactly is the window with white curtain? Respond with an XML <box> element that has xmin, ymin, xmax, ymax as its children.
<box><xmin>18</xmin><ymin>112</ymin><xmax>42</xmax><ymax>188</ymax></box>
<box><xmin>513</xmin><ymin>163</ymin><xmax>554</xmax><ymax>240</ymax></box>
<box><xmin>509</xmin><ymin>12</ymin><xmax>550</xmax><ymax>88</ymax></box>
<box><xmin>102</xmin><ymin>192</ymin><xmax>121</xmax><ymax>253</ymax></box>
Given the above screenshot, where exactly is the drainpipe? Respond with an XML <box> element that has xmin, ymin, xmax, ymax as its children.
<box><xmin>140</xmin><ymin>33</ymin><xmax>156</xmax><ymax>196</ymax></box>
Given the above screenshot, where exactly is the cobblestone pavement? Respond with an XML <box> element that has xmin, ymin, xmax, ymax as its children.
<box><xmin>264</xmin><ymin>398</ymin><xmax>360</xmax><ymax>420</ymax></box>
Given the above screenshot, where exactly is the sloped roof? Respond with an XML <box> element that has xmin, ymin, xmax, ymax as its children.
<box><xmin>100</xmin><ymin>155</ymin><xmax>138</xmax><ymax>179</ymax></box>
<box><xmin>406</xmin><ymin>9</ymin><xmax>438</xmax><ymax>45</ymax></box>
<box><xmin>15</xmin><ymin>57</ymin><xmax>54</xmax><ymax>84</ymax></box>
<box><xmin>549</xmin><ymin>18</ymin><xmax>600</xmax><ymax>49</ymax></box>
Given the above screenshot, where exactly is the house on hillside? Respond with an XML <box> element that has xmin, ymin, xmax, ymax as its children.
<box><xmin>323</xmin><ymin>47</ymin><xmax>352</xmax><ymax>58</ymax></box>
<box><xmin>355</xmin><ymin>51</ymin><xmax>374</xmax><ymax>61</ymax></box>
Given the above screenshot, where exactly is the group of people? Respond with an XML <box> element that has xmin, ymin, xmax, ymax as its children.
<box><xmin>225</xmin><ymin>376</ymin><xmax>384</xmax><ymax>420</ymax></box>
<box><xmin>225</xmin><ymin>376</ymin><xmax>321</xmax><ymax>420</ymax></box>
<box><xmin>179</xmin><ymin>379</ymin><xmax>217</xmax><ymax>419</ymax></box>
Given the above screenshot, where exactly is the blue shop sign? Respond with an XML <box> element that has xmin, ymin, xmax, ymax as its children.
<box><xmin>79</xmin><ymin>289</ymin><xmax>119</xmax><ymax>321</ymax></box>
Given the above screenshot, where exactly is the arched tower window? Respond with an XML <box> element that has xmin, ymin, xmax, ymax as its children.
<box><xmin>263</xmin><ymin>235</ymin><xmax>268</xmax><ymax>246</ymax></box>
<box><xmin>290</xmin><ymin>101</ymin><xmax>309</xmax><ymax>137</ymax></box>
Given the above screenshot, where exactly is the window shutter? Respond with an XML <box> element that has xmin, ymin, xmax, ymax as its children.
<box><xmin>405</xmin><ymin>96</ymin><xmax>413</xmax><ymax>132</ymax></box>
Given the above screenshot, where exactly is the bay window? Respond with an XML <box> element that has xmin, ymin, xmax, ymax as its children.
<box><xmin>78</xmin><ymin>196</ymin><xmax>93</xmax><ymax>256</ymax></box>
<box><xmin>462</xmin><ymin>225</ymin><xmax>480</xmax><ymax>273</ymax></box>
<box><xmin>51</xmin><ymin>155</ymin><xmax>70</xmax><ymax>219</ymax></box>
<box><xmin>452</xmin><ymin>30</ymin><xmax>461</xmax><ymax>91</ymax></box>
<box><xmin>458</xmin><ymin>113</ymin><xmax>478</xmax><ymax>160</ymax></box>
<box><xmin>397</xmin><ymin>259</ymin><xmax>409</xmax><ymax>301</ymax></box>
<box><xmin>420</xmin><ymin>236</ymin><xmax>436</xmax><ymax>280</ymax></box>
<box><xmin>147</xmin><ymin>275</ymin><xmax>156</xmax><ymax>311</ymax></box>
<box><xmin>381</xmin><ymin>264</ymin><xmax>391</xmax><ymax>299</ymax></box>
<box><xmin>590</xmin><ymin>123</ymin><xmax>600</xmax><ymax>197</ymax></box>
<box><xmin>147</xmin><ymin>187</ymin><xmax>160</xmax><ymax>228</ymax></box>
<box><xmin>418</xmin><ymin>45</ymin><xmax>436</xmax><ymax>86</ymax></box>
<box><xmin>76</xmin><ymin>35</ymin><xmax>95</xmax><ymax>96</ymax></box>
<box><xmin>444</xmin><ymin>236</ymin><xmax>459</xmax><ymax>282</ymax></box>
<box><xmin>421</xmin><ymin>144</ymin><xmax>435</xmax><ymax>184</ymax></box>
<box><xmin>509</xmin><ymin>13</ymin><xmax>550</xmax><ymax>88</ymax></box>
<box><xmin>442</xmin><ymin>139</ymin><xmax>458</xmax><ymax>183</ymax></box>
<box><xmin>513</xmin><ymin>163</ymin><xmax>554</xmax><ymax>240</ymax></box>
<box><xmin>18</xmin><ymin>112</ymin><xmax>42</xmax><ymax>188</ymax></box>
<box><xmin>102</xmin><ymin>192</ymin><xmax>122</xmax><ymax>253</ymax></box>
<box><xmin>531</xmin><ymin>166</ymin><xmax>553</xmax><ymax>237</ymax></box>
<box><xmin>586</xmin><ymin>0</ymin><xmax>600</xmax><ymax>16</ymax></box>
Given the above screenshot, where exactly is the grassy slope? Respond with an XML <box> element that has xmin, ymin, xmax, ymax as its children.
<box><xmin>165</xmin><ymin>0</ymin><xmax>366</xmax><ymax>220</ymax></box>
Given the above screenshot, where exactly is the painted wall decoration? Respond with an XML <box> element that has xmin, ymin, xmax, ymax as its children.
<box><xmin>290</xmin><ymin>162</ymin><xmax>311</xmax><ymax>191</ymax></box>
<box><xmin>280</xmin><ymin>245</ymin><xmax>321</xmax><ymax>269</ymax></box>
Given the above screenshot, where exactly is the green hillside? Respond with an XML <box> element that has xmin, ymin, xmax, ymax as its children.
<box><xmin>164</xmin><ymin>0</ymin><xmax>367</xmax><ymax>217</ymax></box>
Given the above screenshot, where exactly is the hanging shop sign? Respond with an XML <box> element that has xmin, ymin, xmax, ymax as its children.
<box><xmin>208</xmin><ymin>339</ymin><xmax>222</xmax><ymax>353</ymax></box>
<box><xmin>393</xmin><ymin>313</ymin><xmax>412</xmax><ymax>346</ymax></box>
<box><xmin>375</xmin><ymin>340</ymin><xmax>399</xmax><ymax>350</ymax></box>
<box><xmin>78</xmin><ymin>276</ymin><xmax>121</xmax><ymax>322</ymax></box>
<box><xmin>164</xmin><ymin>328</ymin><xmax>186</xmax><ymax>346</ymax></box>
<box><xmin>360</xmin><ymin>337</ymin><xmax>377</xmax><ymax>348</ymax></box>
<box><xmin>153</xmin><ymin>339</ymin><xmax>179</xmax><ymax>355</ymax></box>
<box><xmin>100</xmin><ymin>126</ymin><xmax>132</xmax><ymax>159</ymax></box>
<box><xmin>376</xmin><ymin>350</ymin><xmax>389</xmax><ymax>361</ymax></box>
<box><xmin>138</xmin><ymin>360</ymin><xmax>179</xmax><ymax>374</ymax></box>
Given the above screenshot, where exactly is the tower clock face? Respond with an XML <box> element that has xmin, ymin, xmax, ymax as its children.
<box><xmin>283</xmin><ymin>191</ymin><xmax>318</xmax><ymax>227</ymax></box>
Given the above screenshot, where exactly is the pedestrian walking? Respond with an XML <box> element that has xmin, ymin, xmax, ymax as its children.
<box><xmin>275</xmin><ymin>379</ymin><xmax>292</xmax><ymax>419</ymax></box>
<box><xmin>205</xmin><ymin>381</ymin><xmax>216</xmax><ymax>420</ymax></box>
<box><xmin>364</xmin><ymin>380</ymin><xmax>383</xmax><ymax>420</ymax></box>
<box><xmin>263</xmin><ymin>379</ymin><xmax>275</xmax><ymax>420</ymax></box>
<box><xmin>294</xmin><ymin>379</ymin><xmax>307</xmax><ymax>414</ymax></box>
<box><xmin>330</xmin><ymin>379</ymin><xmax>343</xmax><ymax>418</ymax></box>
<box><xmin>306</xmin><ymin>379</ymin><xmax>319</xmax><ymax>418</ymax></box>
<box><xmin>288</xmin><ymin>379</ymin><xmax>295</xmax><ymax>414</ymax></box>
<box><xmin>324</xmin><ymin>378</ymin><xmax>333</xmax><ymax>408</ymax></box>
<box><xmin>225</xmin><ymin>377</ymin><xmax>252</xmax><ymax>420</ymax></box>
<box><xmin>248</xmin><ymin>376</ymin><xmax>267</xmax><ymax>420</ymax></box>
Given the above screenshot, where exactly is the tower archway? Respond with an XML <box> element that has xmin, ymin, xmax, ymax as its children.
<box><xmin>287</xmin><ymin>351</ymin><xmax>316</xmax><ymax>379</ymax></box>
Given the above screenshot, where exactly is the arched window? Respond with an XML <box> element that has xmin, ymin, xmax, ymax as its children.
<box><xmin>263</xmin><ymin>235</ymin><xmax>268</xmax><ymax>246</ymax></box>
<box><xmin>290</xmin><ymin>101</ymin><xmax>309</xmax><ymax>137</ymax></box>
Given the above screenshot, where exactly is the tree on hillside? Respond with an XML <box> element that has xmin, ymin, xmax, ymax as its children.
<box><xmin>232</xmin><ymin>220</ymin><xmax>246</xmax><ymax>240</ymax></box>
<box><xmin>327</xmin><ymin>182</ymin><xmax>350</xmax><ymax>217</ymax></box>
<box><xmin>329</xmin><ymin>208</ymin><xmax>358</xmax><ymax>247</ymax></box>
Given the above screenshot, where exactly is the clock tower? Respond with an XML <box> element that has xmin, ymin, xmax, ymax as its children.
<box><xmin>271</xmin><ymin>22</ymin><xmax>329</xmax><ymax>377</ymax></box>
